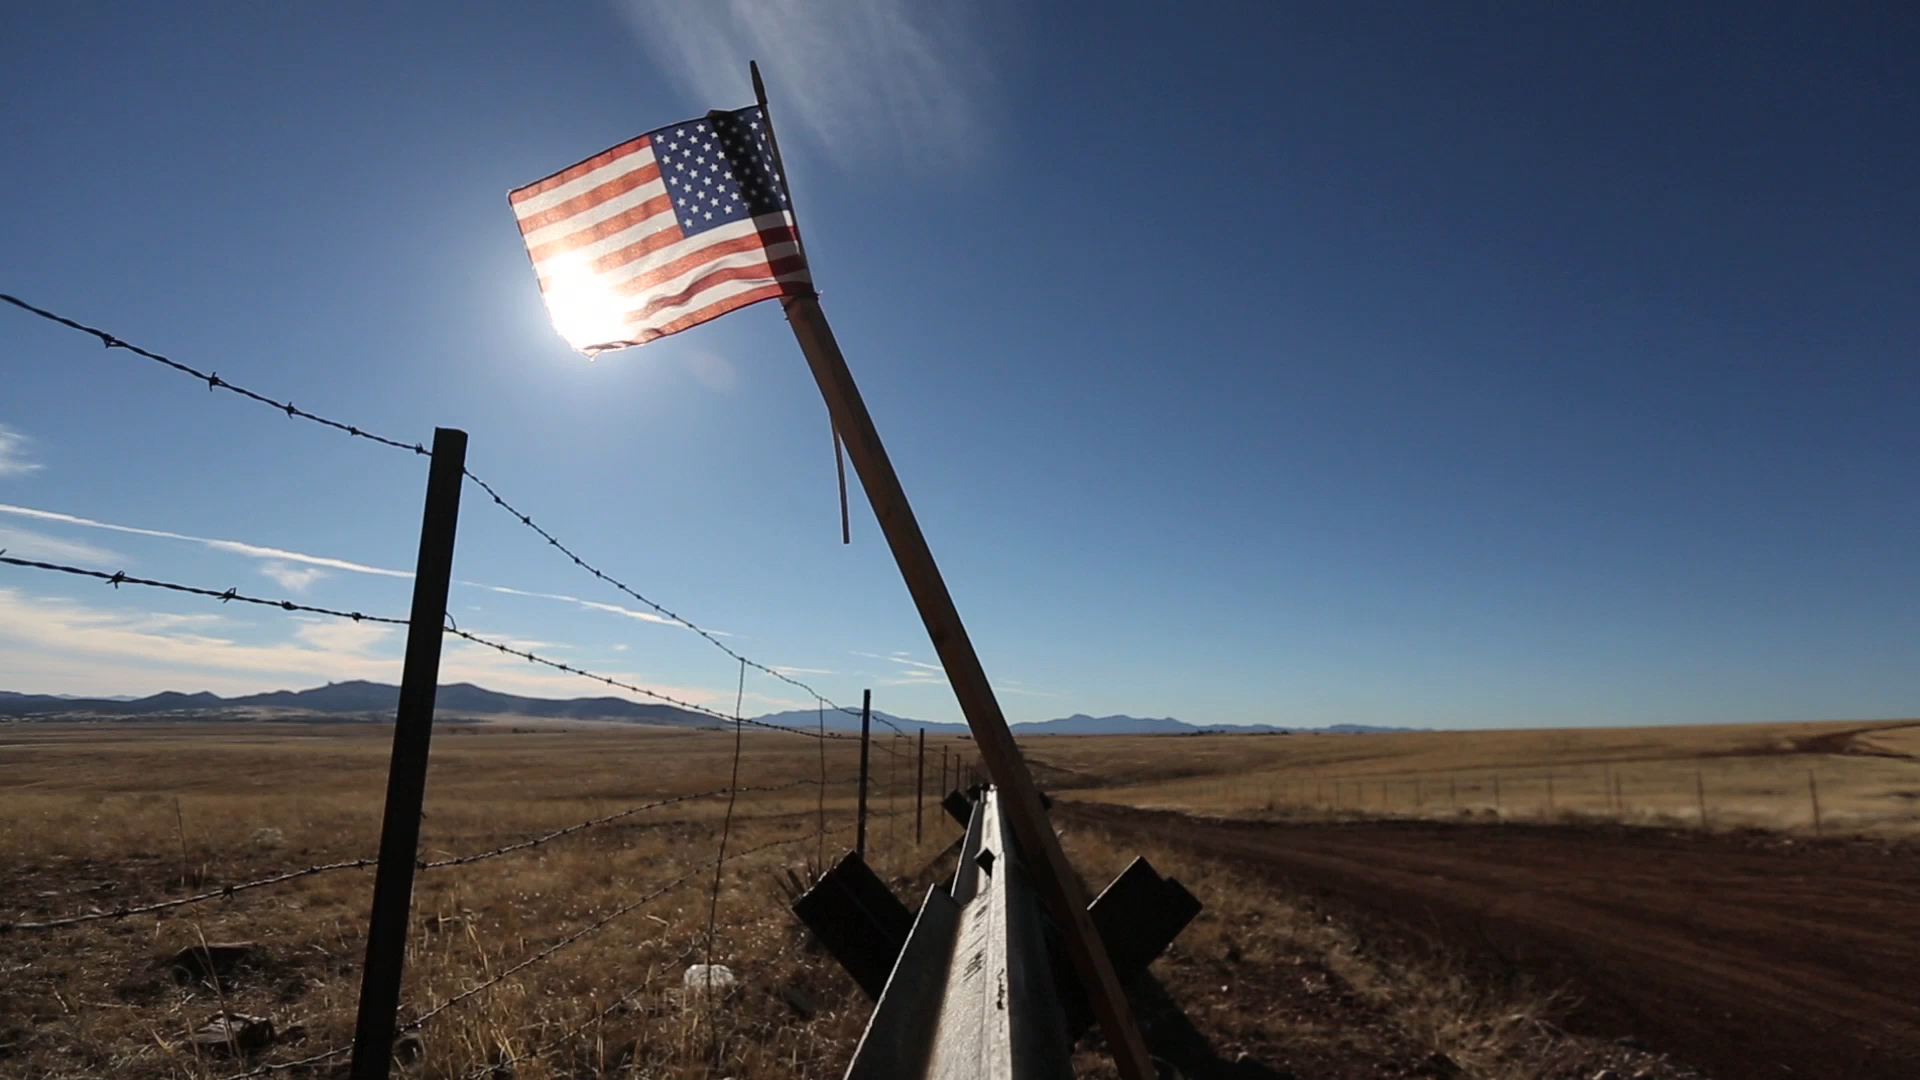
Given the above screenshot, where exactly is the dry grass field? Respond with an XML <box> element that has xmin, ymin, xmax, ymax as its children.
<box><xmin>0</xmin><ymin>718</ymin><xmax>1731</xmax><ymax>1080</ymax></box>
<box><xmin>2</xmin><ymin>721</ymin><xmax>935</xmax><ymax>1080</ymax></box>
<box><xmin>1019</xmin><ymin>717</ymin><xmax>1920</xmax><ymax>834</ymax></box>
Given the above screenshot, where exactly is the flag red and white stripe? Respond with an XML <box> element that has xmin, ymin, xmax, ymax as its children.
<box><xmin>510</xmin><ymin>110</ymin><xmax>812</xmax><ymax>355</ymax></box>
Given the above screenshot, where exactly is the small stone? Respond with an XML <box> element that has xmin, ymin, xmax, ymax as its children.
<box><xmin>684</xmin><ymin>963</ymin><xmax>736</xmax><ymax>994</ymax></box>
<box><xmin>188</xmin><ymin>1013</ymin><xmax>275</xmax><ymax>1056</ymax></box>
<box><xmin>168</xmin><ymin>942</ymin><xmax>261</xmax><ymax>984</ymax></box>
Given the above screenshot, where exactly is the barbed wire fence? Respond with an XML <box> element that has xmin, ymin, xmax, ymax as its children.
<box><xmin>0</xmin><ymin>295</ymin><xmax>955</xmax><ymax>1077</ymax></box>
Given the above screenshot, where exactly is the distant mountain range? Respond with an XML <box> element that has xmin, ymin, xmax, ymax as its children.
<box><xmin>754</xmin><ymin>709</ymin><xmax>1411</xmax><ymax>736</ymax></box>
<box><xmin>0</xmin><ymin>681</ymin><xmax>719</xmax><ymax>727</ymax></box>
<box><xmin>0</xmin><ymin>682</ymin><xmax>1414</xmax><ymax>735</ymax></box>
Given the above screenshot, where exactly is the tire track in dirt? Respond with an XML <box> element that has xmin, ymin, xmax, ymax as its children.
<box><xmin>1061</xmin><ymin>802</ymin><xmax>1920</xmax><ymax>1080</ymax></box>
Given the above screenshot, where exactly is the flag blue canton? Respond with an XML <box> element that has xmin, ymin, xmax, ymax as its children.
<box><xmin>649</xmin><ymin>106</ymin><xmax>791</xmax><ymax>237</ymax></box>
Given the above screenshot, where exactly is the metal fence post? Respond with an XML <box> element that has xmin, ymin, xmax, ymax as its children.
<box><xmin>916</xmin><ymin>728</ymin><xmax>925</xmax><ymax>844</ymax></box>
<box><xmin>857</xmin><ymin>690</ymin><xmax>871</xmax><ymax>858</ymax></box>
<box><xmin>348</xmin><ymin>427</ymin><xmax>467</xmax><ymax>1080</ymax></box>
<box><xmin>1808</xmin><ymin>769</ymin><xmax>1822</xmax><ymax>836</ymax></box>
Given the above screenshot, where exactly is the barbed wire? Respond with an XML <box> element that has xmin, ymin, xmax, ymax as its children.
<box><xmin>0</xmin><ymin>857</ymin><xmax>378</xmax><ymax>932</ymax></box>
<box><xmin>1</xmin><ymin>294</ymin><xmax>922</xmax><ymax>744</ymax></box>
<box><xmin>460</xmin><ymin>470</ymin><xmax>910</xmax><ymax>738</ymax></box>
<box><xmin>211</xmin><ymin>1042</ymin><xmax>352</xmax><ymax>1080</ymax></box>
<box><xmin>465</xmin><ymin>936</ymin><xmax>705</xmax><ymax>1080</ymax></box>
<box><xmin>444</xmin><ymin>627</ymin><xmax>854</xmax><ymax>741</ymax></box>
<box><xmin>3</xmin><ymin>776</ymin><xmax>862</xmax><ymax>932</ymax></box>
<box><xmin>0</xmin><ymin>555</ymin><xmax>408</xmax><ymax>626</ymax></box>
<box><xmin>705</xmin><ymin>660</ymin><xmax>749</xmax><ymax>990</ymax></box>
<box><xmin>418</xmin><ymin>775</ymin><xmax>843</xmax><ymax>871</ymax></box>
<box><xmin>0</xmin><ymin>554</ymin><xmax>857</xmax><ymax>744</ymax></box>
<box><xmin>399</xmin><ymin>813</ymin><xmax>890</xmax><ymax>1035</ymax></box>
<box><xmin>1</xmin><ymin>294</ymin><xmax>429</xmax><ymax>457</ymax></box>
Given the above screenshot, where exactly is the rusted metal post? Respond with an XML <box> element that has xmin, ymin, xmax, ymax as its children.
<box><xmin>857</xmin><ymin>690</ymin><xmax>871</xmax><ymax>859</ymax></box>
<box><xmin>349</xmin><ymin>427</ymin><xmax>466</xmax><ymax>1080</ymax></box>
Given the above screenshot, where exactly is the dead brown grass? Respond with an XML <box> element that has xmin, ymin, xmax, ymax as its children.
<box><xmin>1059</xmin><ymin>822</ymin><xmax>1702</xmax><ymax>1080</ymax></box>
<box><xmin>1</xmin><ymin>721</ymin><xmax>946</xmax><ymax>1080</ymax></box>
<box><xmin>0</xmin><ymin>717</ymin><xmax>1762</xmax><ymax>1079</ymax></box>
<box><xmin>1018</xmin><ymin>717</ymin><xmax>1920</xmax><ymax>835</ymax></box>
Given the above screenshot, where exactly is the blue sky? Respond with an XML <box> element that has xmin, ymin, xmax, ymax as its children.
<box><xmin>2</xmin><ymin>2</ymin><xmax>1916</xmax><ymax>728</ymax></box>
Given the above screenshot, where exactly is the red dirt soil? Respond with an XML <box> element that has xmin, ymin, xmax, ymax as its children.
<box><xmin>1062</xmin><ymin>802</ymin><xmax>1920</xmax><ymax>1080</ymax></box>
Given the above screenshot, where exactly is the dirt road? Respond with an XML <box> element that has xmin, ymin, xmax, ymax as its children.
<box><xmin>1062</xmin><ymin>803</ymin><xmax>1920</xmax><ymax>1080</ymax></box>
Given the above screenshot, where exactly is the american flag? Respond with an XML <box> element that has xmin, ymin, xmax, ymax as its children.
<box><xmin>509</xmin><ymin>105</ymin><xmax>813</xmax><ymax>355</ymax></box>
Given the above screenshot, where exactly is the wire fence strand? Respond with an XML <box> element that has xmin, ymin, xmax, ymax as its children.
<box><xmin>398</xmin><ymin>813</ymin><xmax>889</xmax><ymax>1035</ymax></box>
<box><xmin>1</xmin><ymin>294</ymin><xmax>919</xmax><ymax>742</ymax></box>
<box><xmin>0</xmin><ymin>556</ymin><xmax>409</xmax><ymax>626</ymax></box>
<box><xmin>1</xmin><ymin>294</ymin><xmax>429</xmax><ymax>457</ymax></box>
<box><xmin>3</xmin><ymin>776</ymin><xmax>861</xmax><ymax>932</ymax></box>
<box><xmin>0</xmin><ymin>554</ymin><xmax>852</xmax><ymax>742</ymax></box>
<box><xmin>444</xmin><ymin>627</ymin><xmax>852</xmax><ymax>740</ymax></box>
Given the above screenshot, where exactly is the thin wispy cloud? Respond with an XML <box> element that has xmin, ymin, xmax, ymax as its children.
<box><xmin>617</xmin><ymin>0</ymin><xmax>1002</xmax><ymax>171</ymax></box>
<box><xmin>995</xmin><ymin>684</ymin><xmax>1062</xmax><ymax>699</ymax></box>
<box><xmin>854</xmin><ymin>649</ymin><xmax>1059</xmax><ymax>698</ymax></box>
<box><xmin>0</xmin><ymin>425</ymin><xmax>44</xmax><ymax>477</ymax></box>
<box><xmin>853</xmin><ymin>650</ymin><xmax>943</xmax><ymax>673</ymax></box>
<box><xmin>477</xmin><ymin>583</ymin><xmax>729</xmax><ymax>636</ymax></box>
<box><xmin>0</xmin><ymin>502</ymin><xmax>729</xmax><ymax>637</ymax></box>
<box><xmin>0</xmin><ymin>525</ymin><xmax>122</xmax><ymax>566</ymax></box>
<box><xmin>0</xmin><ymin>503</ymin><xmax>410</xmax><ymax>578</ymax></box>
<box><xmin>0</xmin><ymin>586</ymin><xmax>761</xmax><ymax>707</ymax></box>
<box><xmin>771</xmin><ymin>665</ymin><xmax>834</xmax><ymax>676</ymax></box>
<box><xmin>260</xmin><ymin>561</ymin><xmax>327</xmax><ymax>593</ymax></box>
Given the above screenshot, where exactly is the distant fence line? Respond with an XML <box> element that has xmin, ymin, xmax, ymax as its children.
<box><xmin>1175</xmin><ymin>761</ymin><xmax>1886</xmax><ymax>835</ymax></box>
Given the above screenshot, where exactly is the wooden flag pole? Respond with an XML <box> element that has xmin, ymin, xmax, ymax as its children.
<box><xmin>784</xmin><ymin>293</ymin><xmax>1156</xmax><ymax>1079</ymax></box>
<box><xmin>753</xmin><ymin>65</ymin><xmax>1153</xmax><ymax>1080</ymax></box>
<box><xmin>752</xmin><ymin>60</ymin><xmax>1152</xmax><ymax>1080</ymax></box>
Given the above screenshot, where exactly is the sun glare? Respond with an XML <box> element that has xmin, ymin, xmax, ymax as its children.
<box><xmin>540</xmin><ymin>254</ymin><xmax>629</xmax><ymax>354</ymax></box>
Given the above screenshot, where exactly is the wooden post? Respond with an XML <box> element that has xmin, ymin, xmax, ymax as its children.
<box><xmin>941</xmin><ymin>745</ymin><xmax>949</xmax><ymax>794</ymax></box>
<box><xmin>856</xmin><ymin>690</ymin><xmax>871</xmax><ymax>859</ymax></box>
<box><xmin>349</xmin><ymin>427</ymin><xmax>467</xmax><ymax>1080</ymax></box>
<box><xmin>1546</xmin><ymin>772</ymin><xmax>1555</xmax><ymax>815</ymax></box>
<box><xmin>1808</xmin><ymin>769</ymin><xmax>1822</xmax><ymax>836</ymax></box>
<box><xmin>774</xmin><ymin>287</ymin><xmax>1156</xmax><ymax>1078</ymax></box>
<box><xmin>1695</xmin><ymin>768</ymin><xmax>1708</xmax><ymax>828</ymax></box>
<box><xmin>1448</xmin><ymin>776</ymin><xmax>1457</xmax><ymax>811</ymax></box>
<box><xmin>1493</xmin><ymin>774</ymin><xmax>1502</xmax><ymax>816</ymax></box>
<box><xmin>915</xmin><ymin>728</ymin><xmax>926</xmax><ymax>845</ymax></box>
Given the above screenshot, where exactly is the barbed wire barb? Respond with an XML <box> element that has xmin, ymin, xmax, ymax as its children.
<box><xmin>1</xmin><ymin>294</ymin><xmax>427</xmax><ymax>456</ymax></box>
<box><xmin>0</xmin><ymin>556</ymin><xmax>408</xmax><ymax>626</ymax></box>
